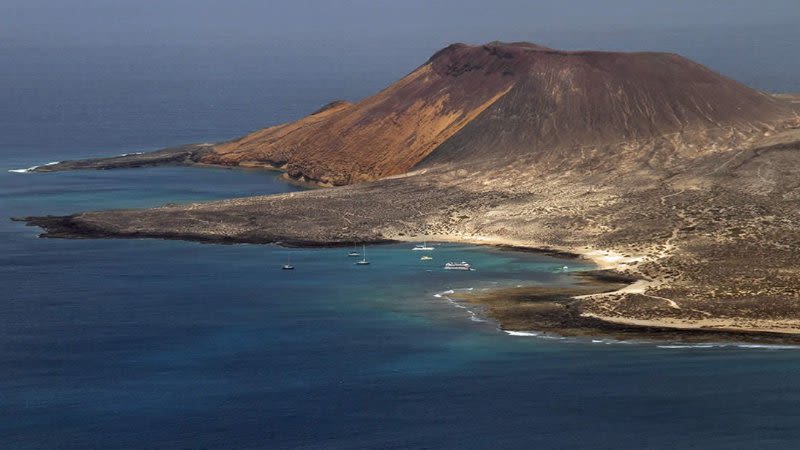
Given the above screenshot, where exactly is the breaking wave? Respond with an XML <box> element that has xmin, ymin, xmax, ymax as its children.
<box><xmin>8</xmin><ymin>161</ymin><xmax>59</xmax><ymax>173</ymax></box>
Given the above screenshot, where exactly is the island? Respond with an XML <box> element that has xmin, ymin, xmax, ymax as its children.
<box><xmin>17</xmin><ymin>41</ymin><xmax>800</xmax><ymax>341</ymax></box>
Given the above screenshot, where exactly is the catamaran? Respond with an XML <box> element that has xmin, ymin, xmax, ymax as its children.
<box><xmin>443</xmin><ymin>261</ymin><xmax>472</xmax><ymax>271</ymax></box>
<box><xmin>412</xmin><ymin>242</ymin><xmax>434</xmax><ymax>251</ymax></box>
<box><xmin>355</xmin><ymin>245</ymin><xmax>370</xmax><ymax>265</ymax></box>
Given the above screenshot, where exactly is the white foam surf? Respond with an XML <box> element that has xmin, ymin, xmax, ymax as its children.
<box><xmin>469</xmin><ymin>312</ymin><xmax>486</xmax><ymax>322</ymax></box>
<box><xmin>504</xmin><ymin>331</ymin><xmax>541</xmax><ymax>337</ymax></box>
<box><xmin>433</xmin><ymin>288</ymin><xmax>487</xmax><ymax>323</ymax></box>
<box><xmin>8</xmin><ymin>161</ymin><xmax>60</xmax><ymax>174</ymax></box>
<box><xmin>735</xmin><ymin>344</ymin><xmax>800</xmax><ymax>350</ymax></box>
<box><xmin>657</xmin><ymin>344</ymin><xmax>716</xmax><ymax>349</ymax></box>
<box><xmin>657</xmin><ymin>343</ymin><xmax>800</xmax><ymax>350</ymax></box>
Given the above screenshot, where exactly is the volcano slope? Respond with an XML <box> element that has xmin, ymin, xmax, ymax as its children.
<box><xmin>23</xmin><ymin>42</ymin><xmax>800</xmax><ymax>338</ymax></box>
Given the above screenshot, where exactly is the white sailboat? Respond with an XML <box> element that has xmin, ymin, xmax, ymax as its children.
<box><xmin>348</xmin><ymin>242</ymin><xmax>360</xmax><ymax>257</ymax></box>
<box><xmin>282</xmin><ymin>252</ymin><xmax>294</xmax><ymax>270</ymax></box>
<box><xmin>412</xmin><ymin>241</ymin><xmax>434</xmax><ymax>251</ymax></box>
<box><xmin>355</xmin><ymin>244</ymin><xmax>370</xmax><ymax>265</ymax></box>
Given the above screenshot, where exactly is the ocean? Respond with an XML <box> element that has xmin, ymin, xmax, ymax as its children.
<box><xmin>3</xmin><ymin>27</ymin><xmax>800</xmax><ymax>448</ymax></box>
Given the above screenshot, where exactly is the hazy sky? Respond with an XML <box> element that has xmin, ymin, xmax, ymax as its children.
<box><xmin>0</xmin><ymin>0</ymin><xmax>798</xmax><ymax>155</ymax></box>
<box><xmin>2</xmin><ymin>0</ymin><xmax>798</xmax><ymax>48</ymax></box>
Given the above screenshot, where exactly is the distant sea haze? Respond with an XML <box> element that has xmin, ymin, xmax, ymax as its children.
<box><xmin>1</xmin><ymin>23</ymin><xmax>798</xmax><ymax>166</ymax></box>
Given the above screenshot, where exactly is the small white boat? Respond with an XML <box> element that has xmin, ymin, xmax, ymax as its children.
<box><xmin>282</xmin><ymin>253</ymin><xmax>294</xmax><ymax>270</ymax></box>
<box><xmin>420</xmin><ymin>255</ymin><xmax>433</xmax><ymax>261</ymax></box>
<box><xmin>355</xmin><ymin>244</ymin><xmax>370</xmax><ymax>265</ymax></box>
<box><xmin>444</xmin><ymin>261</ymin><xmax>472</xmax><ymax>271</ymax></box>
<box><xmin>347</xmin><ymin>242</ymin><xmax>360</xmax><ymax>257</ymax></box>
<box><xmin>412</xmin><ymin>242</ymin><xmax>434</xmax><ymax>251</ymax></box>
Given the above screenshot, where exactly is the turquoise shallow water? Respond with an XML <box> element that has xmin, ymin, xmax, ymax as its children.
<box><xmin>3</xmin><ymin>33</ymin><xmax>800</xmax><ymax>448</ymax></box>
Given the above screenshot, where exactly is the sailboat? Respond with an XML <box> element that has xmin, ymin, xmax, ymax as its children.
<box><xmin>355</xmin><ymin>244</ymin><xmax>370</xmax><ymax>265</ymax></box>
<box><xmin>348</xmin><ymin>242</ymin><xmax>360</xmax><ymax>257</ymax></box>
<box><xmin>282</xmin><ymin>252</ymin><xmax>294</xmax><ymax>270</ymax></box>
<box><xmin>412</xmin><ymin>241</ymin><xmax>434</xmax><ymax>251</ymax></box>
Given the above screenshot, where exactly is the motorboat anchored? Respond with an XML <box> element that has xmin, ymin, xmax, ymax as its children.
<box><xmin>443</xmin><ymin>261</ymin><xmax>472</xmax><ymax>271</ymax></box>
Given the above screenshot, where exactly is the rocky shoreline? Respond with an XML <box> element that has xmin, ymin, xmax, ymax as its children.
<box><xmin>451</xmin><ymin>271</ymin><xmax>800</xmax><ymax>345</ymax></box>
<box><xmin>27</xmin><ymin>144</ymin><xmax>213</xmax><ymax>173</ymax></box>
<box><xmin>15</xmin><ymin>211</ymin><xmax>800</xmax><ymax>345</ymax></box>
<box><xmin>13</xmin><ymin>215</ymin><xmax>396</xmax><ymax>247</ymax></box>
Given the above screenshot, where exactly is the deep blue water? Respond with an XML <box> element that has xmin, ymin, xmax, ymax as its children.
<box><xmin>3</xmin><ymin>27</ymin><xmax>800</xmax><ymax>449</ymax></box>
